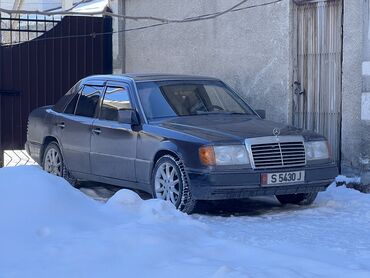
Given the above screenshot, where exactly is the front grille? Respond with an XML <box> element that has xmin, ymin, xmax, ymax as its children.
<box><xmin>247</xmin><ymin>137</ymin><xmax>306</xmax><ymax>169</ymax></box>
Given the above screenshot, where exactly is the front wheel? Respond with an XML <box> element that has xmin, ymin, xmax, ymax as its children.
<box><xmin>152</xmin><ymin>155</ymin><xmax>197</xmax><ymax>214</ymax></box>
<box><xmin>276</xmin><ymin>192</ymin><xmax>318</xmax><ymax>206</ymax></box>
<box><xmin>43</xmin><ymin>142</ymin><xmax>78</xmax><ymax>187</ymax></box>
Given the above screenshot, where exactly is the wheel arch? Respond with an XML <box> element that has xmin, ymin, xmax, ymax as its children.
<box><xmin>41</xmin><ymin>136</ymin><xmax>60</xmax><ymax>164</ymax></box>
<box><xmin>150</xmin><ymin>148</ymin><xmax>197</xmax><ymax>214</ymax></box>
<box><xmin>153</xmin><ymin>149</ymin><xmax>181</xmax><ymax>166</ymax></box>
<box><xmin>150</xmin><ymin>148</ymin><xmax>183</xmax><ymax>184</ymax></box>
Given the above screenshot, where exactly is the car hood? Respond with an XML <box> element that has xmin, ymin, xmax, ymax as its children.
<box><xmin>157</xmin><ymin>114</ymin><xmax>323</xmax><ymax>142</ymax></box>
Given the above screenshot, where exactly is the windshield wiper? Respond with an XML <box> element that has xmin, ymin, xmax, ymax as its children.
<box><xmin>225</xmin><ymin>112</ymin><xmax>246</xmax><ymax>115</ymax></box>
<box><xmin>195</xmin><ymin>111</ymin><xmax>246</xmax><ymax>115</ymax></box>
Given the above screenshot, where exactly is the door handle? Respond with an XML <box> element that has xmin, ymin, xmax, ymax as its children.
<box><xmin>92</xmin><ymin>127</ymin><xmax>101</xmax><ymax>135</ymax></box>
<box><xmin>56</xmin><ymin>122</ymin><xmax>65</xmax><ymax>129</ymax></box>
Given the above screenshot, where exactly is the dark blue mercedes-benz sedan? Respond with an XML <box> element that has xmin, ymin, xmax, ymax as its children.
<box><xmin>26</xmin><ymin>74</ymin><xmax>338</xmax><ymax>213</ymax></box>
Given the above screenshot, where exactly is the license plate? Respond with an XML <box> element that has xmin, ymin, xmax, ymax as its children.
<box><xmin>261</xmin><ymin>171</ymin><xmax>305</xmax><ymax>186</ymax></box>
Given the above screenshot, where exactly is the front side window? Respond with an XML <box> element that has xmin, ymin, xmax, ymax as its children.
<box><xmin>75</xmin><ymin>85</ymin><xmax>103</xmax><ymax>118</ymax></box>
<box><xmin>137</xmin><ymin>81</ymin><xmax>254</xmax><ymax>120</ymax></box>
<box><xmin>100</xmin><ymin>86</ymin><xmax>132</xmax><ymax>121</ymax></box>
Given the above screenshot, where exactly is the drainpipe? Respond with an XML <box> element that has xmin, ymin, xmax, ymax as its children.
<box><xmin>0</xmin><ymin>98</ymin><xmax>2</xmax><ymax>167</ymax></box>
<box><xmin>119</xmin><ymin>0</ymin><xmax>126</xmax><ymax>73</ymax></box>
<box><xmin>0</xmin><ymin>2</ymin><xmax>2</xmax><ymax>166</ymax></box>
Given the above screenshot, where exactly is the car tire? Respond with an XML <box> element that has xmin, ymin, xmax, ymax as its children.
<box><xmin>43</xmin><ymin>142</ymin><xmax>78</xmax><ymax>187</ymax></box>
<box><xmin>152</xmin><ymin>155</ymin><xmax>197</xmax><ymax>214</ymax></box>
<box><xmin>276</xmin><ymin>192</ymin><xmax>318</xmax><ymax>206</ymax></box>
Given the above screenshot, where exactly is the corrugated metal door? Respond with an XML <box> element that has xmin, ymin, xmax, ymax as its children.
<box><xmin>293</xmin><ymin>0</ymin><xmax>343</xmax><ymax>164</ymax></box>
<box><xmin>0</xmin><ymin>16</ymin><xmax>113</xmax><ymax>150</ymax></box>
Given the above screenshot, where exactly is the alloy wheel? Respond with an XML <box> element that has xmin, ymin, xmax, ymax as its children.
<box><xmin>154</xmin><ymin>162</ymin><xmax>180</xmax><ymax>205</ymax></box>
<box><xmin>44</xmin><ymin>147</ymin><xmax>62</xmax><ymax>176</ymax></box>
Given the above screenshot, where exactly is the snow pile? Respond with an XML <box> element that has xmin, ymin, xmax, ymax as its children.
<box><xmin>335</xmin><ymin>175</ymin><xmax>361</xmax><ymax>184</ymax></box>
<box><xmin>72</xmin><ymin>0</ymin><xmax>109</xmax><ymax>14</ymax></box>
<box><xmin>1</xmin><ymin>166</ymin><xmax>370</xmax><ymax>278</ymax></box>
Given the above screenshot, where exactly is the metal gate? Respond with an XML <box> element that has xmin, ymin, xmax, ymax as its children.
<box><xmin>0</xmin><ymin>15</ymin><xmax>112</xmax><ymax>166</ymax></box>
<box><xmin>293</xmin><ymin>0</ymin><xmax>343</xmax><ymax>164</ymax></box>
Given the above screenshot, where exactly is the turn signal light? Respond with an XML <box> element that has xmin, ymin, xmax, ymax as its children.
<box><xmin>199</xmin><ymin>146</ymin><xmax>216</xmax><ymax>166</ymax></box>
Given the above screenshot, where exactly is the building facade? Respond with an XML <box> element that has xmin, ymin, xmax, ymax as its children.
<box><xmin>111</xmin><ymin>0</ymin><xmax>370</xmax><ymax>184</ymax></box>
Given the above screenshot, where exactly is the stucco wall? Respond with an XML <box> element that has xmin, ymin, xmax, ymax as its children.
<box><xmin>360</xmin><ymin>0</ymin><xmax>370</xmax><ymax>183</ymax></box>
<box><xmin>119</xmin><ymin>0</ymin><xmax>292</xmax><ymax>124</ymax></box>
<box><xmin>0</xmin><ymin>0</ymin><xmax>13</xmax><ymax>9</ymax></box>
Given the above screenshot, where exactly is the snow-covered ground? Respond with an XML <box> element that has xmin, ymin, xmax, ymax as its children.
<box><xmin>0</xmin><ymin>166</ymin><xmax>369</xmax><ymax>278</ymax></box>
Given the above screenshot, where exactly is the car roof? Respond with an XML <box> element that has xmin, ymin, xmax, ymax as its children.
<box><xmin>82</xmin><ymin>73</ymin><xmax>221</xmax><ymax>83</ymax></box>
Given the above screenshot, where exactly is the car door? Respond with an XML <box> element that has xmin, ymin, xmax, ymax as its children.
<box><xmin>90</xmin><ymin>82</ymin><xmax>137</xmax><ymax>181</ymax></box>
<box><xmin>56</xmin><ymin>83</ymin><xmax>104</xmax><ymax>174</ymax></box>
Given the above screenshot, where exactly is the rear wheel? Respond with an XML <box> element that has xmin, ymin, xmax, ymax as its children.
<box><xmin>276</xmin><ymin>192</ymin><xmax>318</xmax><ymax>206</ymax></box>
<box><xmin>152</xmin><ymin>155</ymin><xmax>197</xmax><ymax>214</ymax></box>
<box><xmin>43</xmin><ymin>142</ymin><xmax>78</xmax><ymax>187</ymax></box>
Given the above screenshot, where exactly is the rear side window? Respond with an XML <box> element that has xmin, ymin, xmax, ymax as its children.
<box><xmin>100</xmin><ymin>86</ymin><xmax>131</xmax><ymax>121</ymax></box>
<box><xmin>64</xmin><ymin>93</ymin><xmax>80</xmax><ymax>114</ymax></box>
<box><xmin>75</xmin><ymin>85</ymin><xmax>103</xmax><ymax>118</ymax></box>
<box><xmin>53</xmin><ymin>81</ymin><xmax>81</xmax><ymax>113</ymax></box>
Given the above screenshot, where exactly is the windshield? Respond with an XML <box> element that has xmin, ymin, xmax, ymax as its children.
<box><xmin>137</xmin><ymin>81</ymin><xmax>255</xmax><ymax>120</ymax></box>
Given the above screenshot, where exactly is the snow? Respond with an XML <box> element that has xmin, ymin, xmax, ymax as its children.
<box><xmin>18</xmin><ymin>0</ymin><xmax>109</xmax><ymax>22</ymax></box>
<box><xmin>335</xmin><ymin>174</ymin><xmax>361</xmax><ymax>184</ymax></box>
<box><xmin>1</xmin><ymin>166</ymin><xmax>370</xmax><ymax>278</ymax></box>
<box><xmin>71</xmin><ymin>0</ymin><xmax>109</xmax><ymax>14</ymax></box>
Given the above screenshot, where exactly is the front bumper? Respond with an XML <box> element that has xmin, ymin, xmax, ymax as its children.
<box><xmin>187</xmin><ymin>163</ymin><xmax>338</xmax><ymax>200</ymax></box>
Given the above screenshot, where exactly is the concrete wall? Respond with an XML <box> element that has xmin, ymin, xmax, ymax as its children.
<box><xmin>119</xmin><ymin>0</ymin><xmax>293</xmax><ymax>124</ymax></box>
<box><xmin>341</xmin><ymin>0</ymin><xmax>364</xmax><ymax>174</ymax></box>
<box><xmin>360</xmin><ymin>0</ymin><xmax>370</xmax><ymax>183</ymax></box>
<box><xmin>111</xmin><ymin>0</ymin><xmax>125</xmax><ymax>73</ymax></box>
<box><xmin>341</xmin><ymin>0</ymin><xmax>370</xmax><ymax>183</ymax></box>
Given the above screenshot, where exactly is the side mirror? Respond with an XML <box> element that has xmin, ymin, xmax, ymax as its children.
<box><xmin>256</xmin><ymin>109</ymin><xmax>266</xmax><ymax>119</ymax></box>
<box><xmin>118</xmin><ymin>109</ymin><xmax>140</xmax><ymax>126</ymax></box>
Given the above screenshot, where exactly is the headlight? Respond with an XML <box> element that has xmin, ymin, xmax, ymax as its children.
<box><xmin>199</xmin><ymin>145</ymin><xmax>250</xmax><ymax>166</ymax></box>
<box><xmin>305</xmin><ymin>141</ymin><xmax>330</xmax><ymax>160</ymax></box>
